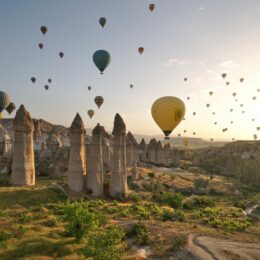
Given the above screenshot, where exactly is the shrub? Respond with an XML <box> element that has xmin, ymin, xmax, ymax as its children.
<box><xmin>0</xmin><ymin>230</ymin><xmax>13</xmax><ymax>248</ymax></box>
<box><xmin>61</xmin><ymin>200</ymin><xmax>106</xmax><ymax>241</ymax></box>
<box><xmin>159</xmin><ymin>192</ymin><xmax>183</xmax><ymax>209</ymax></box>
<box><xmin>148</xmin><ymin>172</ymin><xmax>155</xmax><ymax>178</ymax></box>
<box><xmin>130</xmin><ymin>222</ymin><xmax>150</xmax><ymax>245</ymax></box>
<box><xmin>162</xmin><ymin>209</ymin><xmax>185</xmax><ymax>222</ymax></box>
<box><xmin>171</xmin><ymin>234</ymin><xmax>188</xmax><ymax>252</ymax></box>
<box><xmin>183</xmin><ymin>195</ymin><xmax>215</xmax><ymax>210</ymax></box>
<box><xmin>194</xmin><ymin>178</ymin><xmax>209</xmax><ymax>191</ymax></box>
<box><xmin>83</xmin><ymin>225</ymin><xmax>126</xmax><ymax>260</ymax></box>
<box><xmin>132</xmin><ymin>204</ymin><xmax>150</xmax><ymax>219</ymax></box>
<box><xmin>127</xmin><ymin>193</ymin><xmax>141</xmax><ymax>203</ymax></box>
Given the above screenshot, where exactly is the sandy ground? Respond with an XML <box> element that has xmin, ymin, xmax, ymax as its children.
<box><xmin>175</xmin><ymin>235</ymin><xmax>260</xmax><ymax>260</ymax></box>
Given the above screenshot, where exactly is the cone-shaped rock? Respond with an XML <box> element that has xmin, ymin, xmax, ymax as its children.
<box><xmin>11</xmin><ymin>105</ymin><xmax>35</xmax><ymax>186</ymax></box>
<box><xmin>126</xmin><ymin>131</ymin><xmax>139</xmax><ymax>166</ymax></box>
<box><xmin>147</xmin><ymin>138</ymin><xmax>157</xmax><ymax>163</ymax></box>
<box><xmin>86</xmin><ymin>123</ymin><xmax>104</xmax><ymax>197</ymax></box>
<box><xmin>110</xmin><ymin>114</ymin><xmax>128</xmax><ymax>196</ymax></box>
<box><xmin>68</xmin><ymin>113</ymin><xmax>86</xmax><ymax>192</ymax></box>
<box><xmin>138</xmin><ymin>138</ymin><xmax>146</xmax><ymax>161</ymax></box>
<box><xmin>156</xmin><ymin>141</ymin><xmax>164</xmax><ymax>165</ymax></box>
<box><xmin>34</xmin><ymin>120</ymin><xmax>42</xmax><ymax>151</ymax></box>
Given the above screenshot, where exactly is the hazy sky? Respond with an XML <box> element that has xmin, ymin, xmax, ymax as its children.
<box><xmin>0</xmin><ymin>0</ymin><xmax>260</xmax><ymax>141</ymax></box>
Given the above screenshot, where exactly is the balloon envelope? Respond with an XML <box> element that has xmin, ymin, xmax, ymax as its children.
<box><xmin>38</xmin><ymin>43</ymin><xmax>43</xmax><ymax>49</ymax></box>
<box><xmin>94</xmin><ymin>96</ymin><xmax>104</xmax><ymax>109</ymax></box>
<box><xmin>31</xmin><ymin>77</ymin><xmax>36</xmax><ymax>83</ymax></box>
<box><xmin>149</xmin><ymin>3</ymin><xmax>155</xmax><ymax>12</ymax></box>
<box><xmin>40</xmin><ymin>26</ymin><xmax>48</xmax><ymax>35</ymax></box>
<box><xmin>99</xmin><ymin>17</ymin><xmax>106</xmax><ymax>27</ymax></box>
<box><xmin>59</xmin><ymin>52</ymin><xmax>64</xmax><ymax>58</ymax></box>
<box><xmin>0</xmin><ymin>91</ymin><xmax>11</xmax><ymax>113</ymax></box>
<box><xmin>93</xmin><ymin>50</ymin><xmax>111</xmax><ymax>74</ymax></box>
<box><xmin>5</xmin><ymin>102</ymin><xmax>16</xmax><ymax>114</ymax></box>
<box><xmin>88</xmin><ymin>109</ymin><xmax>94</xmax><ymax>118</ymax></box>
<box><xmin>138</xmin><ymin>47</ymin><xmax>144</xmax><ymax>55</ymax></box>
<box><xmin>151</xmin><ymin>96</ymin><xmax>185</xmax><ymax>139</ymax></box>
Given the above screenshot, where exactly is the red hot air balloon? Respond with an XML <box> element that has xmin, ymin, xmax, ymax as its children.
<box><xmin>138</xmin><ymin>47</ymin><xmax>144</xmax><ymax>55</ymax></box>
<box><xmin>149</xmin><ymin>3</ymin><xmax>155</xmax><ymax>12</ymax></box>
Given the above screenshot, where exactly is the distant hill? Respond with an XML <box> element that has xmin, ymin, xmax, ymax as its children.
<box><xmin>0</xmin><ymin>118</ymin><xmax>227</xmax><ymax>148</ymax></box>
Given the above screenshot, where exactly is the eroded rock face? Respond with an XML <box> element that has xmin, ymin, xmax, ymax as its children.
<box><xmin>67</xmin><ymin>113</ymin><xmax>86</xmax><ymax>192</ymax></box>
<box><xmin>126</xmin><ymin>131</ymin><xmax>139</xmax><ymax>167</ymax></box>
<box><xmin>46</xmin><ymin>129</ymin><xmax>62</xmax><ymax>154</ymax></box>
<box><xmin>138</xmin><ymin>138</ymin><xmax>146</xmax><ymax>161</ymax></box>
<box><xmin>11</xmin><ymin>105</ymin><xmax>35</xmax><ymax>186</ymax></box>
<box><xmin>86</xmin><ymin>124</ymin><xmax>104</xmax><ymax>197</ymax></box>
<box><xmin>0</xmin><ymin>124</ymin><xmax>12</xmax><ymax>156</ymax></box>
<box><xmin>34</xmin><ymin>120</ymin><xmax>43</xmax><ymax>151</ymax></box>
<box><xmin>147</xmin><ymin>138</ymin><xmax>157</xmax><ymax>163</ymax></box>
<box><xmin>110</xmin><ymin>114</ymin><xmax>128</xmax><ymax>197</ymax></box>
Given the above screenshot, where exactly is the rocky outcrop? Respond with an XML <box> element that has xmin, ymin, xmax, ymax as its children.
<box><xmin>0</xmin><ymin>124</ymin><xmax>12</xmax><ymax>156</ymax></box>
<box><xmin>156</xmin><ymin>141</ymin><xmax>164</xmax><ymax>165</ymax></box>
<box><xmin>102</xmin><ymin>133</ymin><xmax>111</xmax><ymax>172</ymax></box>
<box><xmin>126</xmin><ymin>131</ymin><xmax>139</xmax><ymax>167</ymax></box>
<box><xmin>86</xmin><ymin>124</ymin><xmax>104</xmax><ymax>197</ymax></box>
<box><xmin>147</xmin><ymin>138</ymin><xmax>157</xmax><ymax>163</ymax></box>
<box><xmin>46</xmin><ymin>129</ymin><xmax>62</xmax><ymax>154</ymax></box>
<box><xmin>138</xmin><ymin>138</ymin><xmax>146</xmax><ymax>161</ymax></box>
<box><xmin>110</xmin><ymin>114</ymin><xmax>128</xmax><ymax>197</ymax></box>
<box><xmin>34</xmin><ymin>120</ymin><xmax>42</xmax><ymax>151</ymax></box>
<box><xmin>11</xmin><ymin>105</ymin><xmax>35</xmax><ymax>186</ymax></box>
<box><xmin>67</xmin><ymin>113</ymin><xmax>86</xmax><ymax>192</ymax></box>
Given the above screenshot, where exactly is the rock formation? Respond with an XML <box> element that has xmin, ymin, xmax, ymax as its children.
<box><xmin>110</xmin><ymin>114</ymin><xmax>128</xmax><ymax>196</ymax></box>
<box><xmin>131</xmin><ymin>160</ymin><xmax>138</xmax><ymax>180</ymax></box>
<box><xmin>138</xmin><ymin>138</ymin><xmax>146</xmax><ymax>161</ymax></box>
<box><xmin>34</xmin><ymin>120</ymin><xmax>43</xmax><ymax>151</ymax></box>
<box><xmin>156</xmin><ymin>141</ymin><xmax>164</xmax><ymax>165</ymax></box>
<box><xmin>86</xmin><ymin>124</ymin><xmax>104</xmax><ymax>196</ymax></box>
<box><xmin>102</xmin><ymin>132</ymin><xmax>111</xmax><ymax>172</ymax></box>
<box><xmin>67</xmin><ymin>113</ymin><xmax>86</xmax><ymax>192</ymax></box>
<box><xmin>0</xmin><ymin>124</ymin><xmax>12</xmax><ymax>156</ymax></box>
<box><xmin>147</xmin><ymin>138</ymin><xmax>157</xmax><ymax>163</ymax></box>
<box><xmin>46</xmin><ymin>129</ymin><xmax>62</xmax><ymax>154</ymax></box>
<box><xmin>126</xmin><ymin>131</ymin><xmax>139</xmax><ymax>167</ymax></box>
<box><xmin>11</xmin><ymin>105</ymin><xmax>35</xmax><ymax>186</ymax></box>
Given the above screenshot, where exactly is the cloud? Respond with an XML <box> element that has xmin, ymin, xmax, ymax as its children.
<box><xmin>163</xmin><ymin>58</ymin><xmax>192</xmax><ymax>67</ymax></box>
<box><xmin>198</xmin><ymin>7</ymin><xmax>205</xmax><ymax>11</ymax></box>
<box><xmin>220</xmin><ymin>60</ymin><xmax>240</xmax><ymax>70</ymax></box>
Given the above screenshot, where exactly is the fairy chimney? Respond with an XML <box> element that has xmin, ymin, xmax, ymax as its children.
<box><xmin>11</xmin><ymin>105</ymin><xmax>35</xmax><ymax>186</ymax></box>
<box><xmin>67</xmin><ymin>113</ymin><xmax>86</xmax><ymax>192</ymax></box>
<box><xmin>86</xmin><ymin>124</ymin><xmax>104</xmax><ymax>196</ymax></box>
<box><xmin>110</xmin><ymin>114</ymin><xmax>128</xmax><ymax>197</ymax></box>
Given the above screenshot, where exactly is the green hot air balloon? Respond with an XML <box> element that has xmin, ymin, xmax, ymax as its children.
<box><xmin>93</xmin><ymin>50</ymin><xmax>111</xmax><ymax>74</ymax></box>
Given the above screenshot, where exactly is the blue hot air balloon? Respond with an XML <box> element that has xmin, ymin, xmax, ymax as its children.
<box><xmin>93</xmin><ymin>50</ymin><xmax>111</xmax><ymax>74</ymax></box>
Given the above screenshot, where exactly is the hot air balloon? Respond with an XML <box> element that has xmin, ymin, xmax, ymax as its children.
<box><xmin>253</xmin><ymin>134</ymin><xmax>257</xmax><ymax>140</ymax></box>
<box><xmin>38</xmin><ymin>43</ymin><xmax>44</xmax><ymax>49</ymax></box>
<box><xmin>230</xmin><ymin>121</ymin><xmax>233</xmax><ymax>124</ymax></box>
<box><xmin>130</xmin><ymin>84</ymin><xmax>133</xmax><ymax>89</ymax></box>
<box><xmin>206</xmin><ymin>104</ymin><xmax>210</xmax><ymax>108</ymax></box>
<box><xmin>230</xmin><ymin>109</ymin><xmax>233</xmax><ymax>112</ymax></box>
<box><xmin>88</xmin><ymin>109</ymin><xmax>94</xmax><ymax>119</ymax></box>
<box><xmin>193</xmin><ymin>132</ymin><xmax>196</xmax><ymax>135</ymax></box>
<box><xmin>178</xmin><ymin>134</ymin><xmax>181</xmax><ymax>137</ymax></box>
<box><xmin>240</xmin><ymin>104</ymin><xmax>243</xmax><ymax>107</ymax></box>
<box><xmin>240</xmin><ymin>78</ymin><xmax>244</xmax><ymax>83</ymax></box>
<box><xmin>5</xmin><ymin>102</ymin><xmax>16</xmax><ymax>115</ymax></box>
<box><xmin>257</xmin><ymin>89</ymin><xmax>260</xmax><ymax>92</ymax></box>
<box><xmin>59</xmin><ymin>52</ymin><xmax>64</xmax><ymax>58</ymax></box>
<box><xmin>31</xmin><ymin>77</ymin><xmax>36</xmax><ymax>84</ymax></box>
<box><xmin>94</xmin><ymin>96</ymin><xmax>104</xmax><ymax>109</ymax></box>
<box><xmin>93</xmin><ymin>50</ymin><xmax>111</xmax><ymax>74</ymax></box>
<box><xmin>252</xmin><ymin>118</ymin><xmax>255</xmax><ymax>122</ymax></box>
<box><xmin>99</xmin><ymin>17</ymin><xmax>106</xmax><ymax>28</ymax></box>
<box><xmin>44</xmin><ymin>85</ymin><xmax>49</xmax><ymax>90</ymax></box>
<box><xmin>48</xmin><ymin>79</ymin><xmax>52</xmax><ymax>84</ymax></box>
<box><xmin>183</xmin><ymin>118</ymin><xmax>186</xmax><ymax>121</ymax></box>
<box><xmin>184</xmin><ymin>78</ymin><xmax>188</xmax><ymax>82</ymax></box>
<box><xmin>232</xmin><ymin>93</ymin><xmax>236</xmax><ymax>97</ymax></box>
<box><xmin>193</xmin><ymin>112</ymin><xmax>196</xmax><ymax>116</ymax></box>
<box><xmin>253</xmin><ymin>96</ymin><xmax>256</xmax><ymax>100</ymax></box>
<box><xmin>138</xmin><ymin>47</ymin><xmax>144</xmax><ymax>55</ymax></box>
<box><xmin>183</xmin><ymin>139</ymin><xmax>189</xmax><ymax>147</ymax></box>
<box><xmin>232</xmin><ymin>138</ymin><xmax>235</xmax><ymax>141</ymax></box>
<box><xmin>184</xmin><ymin>130</ymin><xmax>187</xmax><ymax>133</ymax></box>
<box><xmin>0</xmin><ymin>91</ymin><xmax>11</xmax><ymax>114</ymax></box>
<box><xmin>256</xmin><ymin>127</ymin><xmax>260</xmax><ymax>131</ymax></box>
<box><xmin>209</xmin><ymin>91</ymin><xmax>213</xmax><ymax>95</ymax></box>
<box><xmin>221</xmin><ymin>73</ymin><xmax>227</xmax><ymax>79</ymax></box>
<box><xmin>40</xmin><ymin>26</ymin><xmax>48</xmax><ymax>35</ymax></box>
<box><xmin>212</xmin><ymin>112</ymin><xmax>215</xmax><ymax>115</ymax></box>
<box><xmin>214</xmin><ymin>122</ymin><xmax>217</xmax><ymax>125</ymax></box>
<box><xmin>210</xmin><ymin>138</ymin><xmax>214</xmax><ymax>142</ymax></box>
<box><xmin>235</xmin><ymin>99</ymin><xmax>238</xmax><ymax>102</ymax></box>
<box><xmin>151</xmin><ymin>96</ymin><xmax>185</xmax><ymax>139</ymax></box>
<box><xmin>226</xmin><ymin>82</ymin><xmax>230</xmax><ymax>86</ymax></box>
<box><xmin>88</xmin><ymin>86</ymin><xmax>91</xmax><ymax>91</ymax></box>
<box><xmin>149</xmin><ymin>3</ymin><xmax>155</xmax><ymax>12</ymax></box>
<box><xmin>242</xmin><ymin>111</ymin><xmax>245</xmax><ymax>114</ymax></box>
<box><xmin>187</xmin><ymin>97</ymin><xmax>190</xmax><ymax>100</ymax></box>
<box><xmin>222</xmin><ymin>128</ymin><xmax>228</xmax><ymax>132</ymax></box>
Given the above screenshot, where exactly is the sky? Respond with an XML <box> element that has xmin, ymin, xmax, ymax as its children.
<box><xmin>0</xmin><ymin>0</ymin><xmax>260</xmax><ymax>141</ymax></box>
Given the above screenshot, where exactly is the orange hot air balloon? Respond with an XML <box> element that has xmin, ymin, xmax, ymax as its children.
<box><xmin>94</xmin><ymin>96</ymin><xmax>104</xmax><ymax>109</ymax></box>
<box><xmin>138</xmin><ymin>47</ymin><xmax>144</xmax><ymax>55</ymax></box>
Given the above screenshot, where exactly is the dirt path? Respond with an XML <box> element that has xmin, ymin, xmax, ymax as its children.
<box><xmin>180</xmin><ymin>235</ymin><xmax>260</xmax><ymax>260</ymax></box>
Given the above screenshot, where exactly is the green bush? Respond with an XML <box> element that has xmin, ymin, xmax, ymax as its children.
<box><xmin>130</xmin><ymin>222</ymin><xmax>150</xmax><ymax>245</ymax></box>
<box><xmin>132</xmin><ymin>204</ymin><xmax>150</xmax><ymax>219</ymax></box>
<box><xmin>127</xmin><ymin>193</ymin><xmax>141</xmax><ymax>203</ymax></box>
<box><xmin>162</xmin><ymin>209</ymin><xmax>185</xmax><ymax>222</ymax></box>
<box><xmin>0</xmin><ymin>230</ymin><xmax>13</xmax><ymax>248</ymax></box>
<box><xmin>158</xmin><ymin>192</ymin><xmax>183</xmax><ymax>209</ymax></box>
<box><xmin>183</xmin><ymin>195</ymin><xmax>215</xmax><ymax>210</ymax></box>
<box><xmin>194</xmin><ymin>178</ymin><xmax>209</xmax><ymax>191</ymax></box>
<box><xmin>61</xmin><ymin>200</ymin><xmax>106</xmax><ymax>241</ymax></box>
<box><xmin>171</xmin><ymin>234</ymin><xmax>188</xmax><ymax>252</ymax></box>
<box><xmin>148</xmin><ymin>172</ymin><xmax>155</xmax><ymax>178</ymax></box>
<box><xmin>83</xmin><ymin>225</ymin><xmax>126</xmax><ymax>260</ymax></box>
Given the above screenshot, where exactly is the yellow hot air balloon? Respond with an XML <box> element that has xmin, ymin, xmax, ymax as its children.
<box><xmin>183</xmin><ymin>139</ymin><xmax>189</xmax><ymax>147</ymax></box>
<box><xmin>151</xmin><ymin>96</ymin><xmax>185</xmax><ymax>139</ymax></box>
